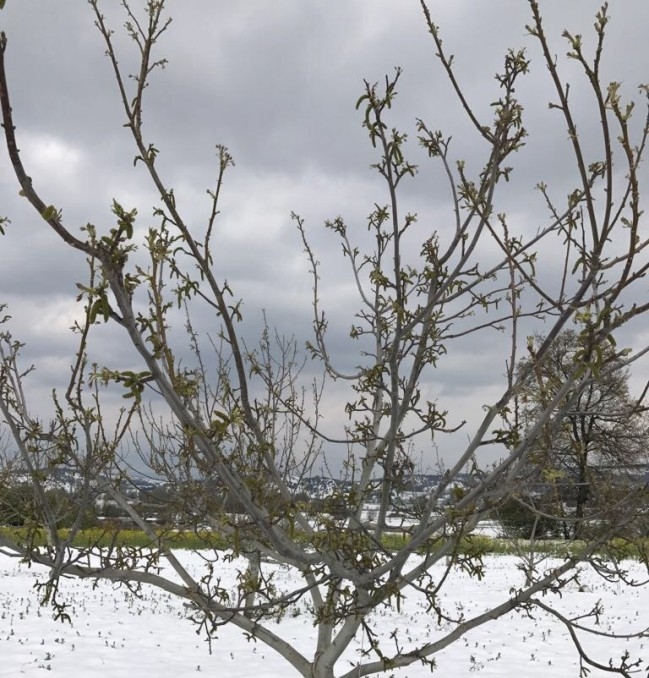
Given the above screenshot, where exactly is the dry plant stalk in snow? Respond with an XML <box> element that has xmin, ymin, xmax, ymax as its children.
<box><xmin>0</xmin><ymin>2</ymin><xmax>648</xmax><ymax>677</ymax></box>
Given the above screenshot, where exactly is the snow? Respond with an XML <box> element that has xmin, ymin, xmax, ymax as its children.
<box><xmin>0</xmin><ymin>551</ymin><xmax>647</xmax><ymax>677</ymax></box>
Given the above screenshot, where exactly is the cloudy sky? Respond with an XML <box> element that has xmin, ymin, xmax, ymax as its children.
<box><xmin>1</xmin><ymin>1</ymin><xmax>648</xmax><ymax>473</ymax></box>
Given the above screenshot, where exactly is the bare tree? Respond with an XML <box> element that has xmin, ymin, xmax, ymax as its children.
<box><xmin>0</xmin><ymin>2</ymin><xmax>648</xmax><ymax>677</ymax></box>
<box><xmin>515</xmin><ymin>330</ymin><xmax>649</xmax><ymax>539</ymax></box>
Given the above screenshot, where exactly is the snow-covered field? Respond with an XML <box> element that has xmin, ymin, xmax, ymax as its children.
<box><xmin>0</xmin><ymin>551</ymin><xmax>647</xmax><ymax>677</ymax></box>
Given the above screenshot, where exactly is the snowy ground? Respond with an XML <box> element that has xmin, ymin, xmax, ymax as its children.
<box><xmin>0</xmin><ymin>551</ymin><xmax>647</xmax><ymax>677</ymax></box>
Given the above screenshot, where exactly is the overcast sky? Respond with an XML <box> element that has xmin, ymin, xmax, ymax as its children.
<box><xmin>1</xmin><ymin>1</ymin><xmax>648</xmax><ymax>474</ymax></box>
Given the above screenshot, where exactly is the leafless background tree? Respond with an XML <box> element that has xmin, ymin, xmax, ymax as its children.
<box><xmin>515</xmin><ymin>330</ymin><xmax>649</xmax><ymax>539</ymax></box>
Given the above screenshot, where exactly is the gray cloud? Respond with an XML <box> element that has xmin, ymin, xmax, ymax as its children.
<box><xmin>1</xmin><ymin>1</ymin><xmax>648</xmax><ymax>471</ymax></box>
